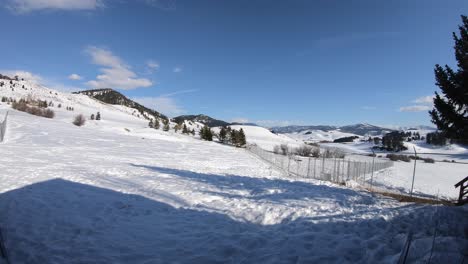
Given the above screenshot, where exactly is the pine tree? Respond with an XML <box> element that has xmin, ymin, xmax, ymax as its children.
<box><xmin>91</xmin><ymin>114</ymin><xmax>95</xmax><ymax>120</ymax></box>
<box><xmin>429</xmin><ymin>15</ymin><xmax>468</xmax><ymax>144</ymax></box>
<box><xmin>238</xmin><ymin>128</ymin><xmax>246</xmax><ymax>147</ymax></box>
<box><xmin>148</xmin><ymin>119</ymin><xmax>154</xmax><ymax>128</ymax></box>
<box><xmin>219</xmin><ymin>127</ymin><xmax>227</xmax><ymax>143</ymax></box>
<box><xmin>200</xmin><ymin>125</ymin><xmax>213</xmax><ymax>141</ymax></box>
<box><xmin>230</xmin><ymin>129</ymin><xmax>238</xmax><ymax>146</ymax></box>
<box><xmin>190</xmin><ymin>129</ymin><xmax>195</xmax><ymax>135</ymax></box>
<box><xmin>96</xmin><ymin>112</ymin><xmax>101</xmax><ymax>120</ymax></box>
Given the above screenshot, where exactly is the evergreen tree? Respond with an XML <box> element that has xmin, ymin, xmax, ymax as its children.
<box><xmin>429</xmin><ymin>15</ymin><xmax>468</xmax><ymax>144</ymax></box>
<box><xmin>148</xmin><ymin>119</ymin><xmax>154</xmax><ymax>128</ymax></box>
<box><xmin>96</xmin><ymin>112</ymin><xmax>101</xmax><ymax>120</ymax></box>
<box><xmin>174</xmin><ymin>123</ymin><xmax>182</xmax><ymax>133</ymax></box>
<box><xmin>230</xmin><ymin>129</ymin><xmax>238</xmax><ymax>146</ymax></box>
<box><xmin>237</xmin><ymin>128</ymin><xmax>246</xmax><ymax>147</ymax></box>
<box><xmin>200</xmin><ymin>125</ymin><xmax>213</xmax><ymax>141</ymax></box>
<box><xmin>154</xmin><ymin>119</ymin><xmax>160</xmax><ymax>129</ymax></box>
<box><xmin>91</xmin><ymin>114</ymin><xmax>95</xmax><ymax>120</ymax></box>
<box><xmin>191</xmin><ymin>129</ymin><xmax>196</xmax><ymax>135</ymax></box>
<box><xmin>219</xmin><ymin>127</ymin><xmax>227</xmax><ymax>143</ymax></box>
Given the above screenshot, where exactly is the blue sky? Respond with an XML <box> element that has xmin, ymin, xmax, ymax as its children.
<box><xmin>1</xmin><ymin>0</ymin><xmax>467</xmax><ymax>127</ymax></box>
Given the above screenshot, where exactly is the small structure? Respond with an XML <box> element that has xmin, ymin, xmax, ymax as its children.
<box><xmin>454</xmin><ymin>176</ymin><xmax>468</xmax><ymax>205</ymax></box>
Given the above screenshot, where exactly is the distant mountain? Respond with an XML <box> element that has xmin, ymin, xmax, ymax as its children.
<box><xmin>338</xmin><ymin>123</ymin><xmax>393</xmax><ymax>136</ymax></box>
<box><xmin>271</xmin><ymin>125</ymin><xmax>337</xmax><ymax>134</ymax></box>
<box><xmin>272</xmin><ymin>123</ymin><xmax>394</xmax><ymax>136</ymax></box>
<box><xmin>75</xmin><ymin>88</ymin><xmax>167</xmax><ymax>120</ymax></box>
<box><xmin>172</xmin><ymin>114</ymin><xmax>229</xmax><ymax>127</ymax></box>
<box><xmin>230</xmin><ymin>122</ymin><xmax>258</xmax><ymax>126</ymax></box>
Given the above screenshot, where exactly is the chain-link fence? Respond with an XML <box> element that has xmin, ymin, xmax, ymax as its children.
<box><xmin>0</xmin><ymin>111</ymin><xmax>8</xmax><ymax>142</ymax></box>
<box><xmin>247</xmin><ymin>144</ymin><xmax>393</xmax><ymax>188</ymax></box>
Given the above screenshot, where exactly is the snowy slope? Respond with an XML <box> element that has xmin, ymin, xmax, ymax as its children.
<box><xmin>286</xmin><ymin>129</ymin><xmax>361</xmax><ymax>143</ymax></box>
<box><xmin>0</xmin><ymin>79</ymin><xmax>466</xmax><ymax>263</ymax></box>
<box><xmin>0</xmin><ymin>107</ymin><xmax>467</xmax><ymax>263</ymax></box>
<box><xmin>223</xmin><ymin>125</ymin><xmax>300</xmax><ymax>150</ymax></box>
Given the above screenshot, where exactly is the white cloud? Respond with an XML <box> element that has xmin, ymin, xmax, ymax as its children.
<box><xmin>173</xmin><ymin>67</ymin><xmax>182</xmax><ymax>73</ymax></box>
<box><xmin>399</xmin><ymin>105</ymin><xmax>432</xmax><ymax>112</ymax></box>
<box><xmin>68</xmin><ymin>73</ymin><xmax>82</xmax><ymax>80</ymax></box>
<box><xmin>231</xmin><ymin>118</ymin><xmax>249</xmax><ymax>124</ymax></box>
<box><xmin>412</xmin><ymin>95</ymin><xmax>434</xmax><ymax>104</ymax></box>
<box><xmin>132</xmin><ymin>96</ymin><xmax>185</xmax><ymax>117</ymax></box>
<box><xmin>1</xmin><ymin>70</ymin><xmax>43</xmax><ymax>83</ymax></box>
<box><xmin>1</xmin><ymin>69</ymin><xmax>83</xmax><ymax>92</ymax></box>
<box><xmin>7</xmin><ymin>0</ymin><xmax>103</xmax><ymax>13</ymax></box>
<box><xmin>85</xmin><ymin>46</ymin><xmax>153</xmax><ymax>90</ymax></box>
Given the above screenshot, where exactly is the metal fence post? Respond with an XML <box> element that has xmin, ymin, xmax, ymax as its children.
<box><xmin>410</xmin><ymin>147</ymin><xmax>417</xmax><ymax>197</ymax></box>
<box><xmin>370</xmin><ymin>150</ymin><xmax>375</xmax><ymax>190</ymax></box>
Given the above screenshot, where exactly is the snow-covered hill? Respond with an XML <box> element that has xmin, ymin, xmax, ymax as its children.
<box><xmin>0</xmin><ymin>76</ymin><xmax>466</xmax><ymax>263</ymax></box>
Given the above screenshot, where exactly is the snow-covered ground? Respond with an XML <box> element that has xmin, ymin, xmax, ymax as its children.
<box><xmin>214</xmin><ymin>125</ymin><xmax>301</xmax><ymax>151</ymax></box>
<box><xmin>0</xmin><ymin>106</ymin><xmax>466</xmax><ymax>263</ymax></box>
<box><xmin>0</xmin><ymin>80</ymin><xmax>467</xmax><ymax>263</ymax></box>
<box><xmin>286</xmin><ymin>129</ymin><xmax>360</xmax><ymax>143</ymax></box>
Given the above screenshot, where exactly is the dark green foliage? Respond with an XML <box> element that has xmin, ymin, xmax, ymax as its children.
<box><xmin>91</xmin><ymin>114</ymin><xmax>95</xmax><ymax>120</ymax></box>
<box><xmin>148</xmin><ymin>119</ymin><xmax>154</xmax><ymax>128</ymax></box>
<box><xmin>429</xmin><ymin>15</ymin><xmax>468</xmax><ymax>144</ymax></box>
<box><xmin>96</xmin><ymin>112</ymin><xmax>101</xmax><ymax>120</ymax></box>
<box><xmin>382</xmin><ymin>132</ymin><xmax>408</xmax><ymax>152</ymax></box>
<box><xmin>219</xmin><ymin>127</ymin><xmax>227</xmax><ymax>143</ymax></box>
<box><xmin>386</xmin><ymin>154</ymin><xmax>411</xmax><ymax>162</ymax></box>
<box><xmin>237</xmin><ymin>128</ymin><xmax>246</xmax><ymax>147</ymax></box>
<box><xmin>333</xmin><ymin>136</ymin><xmax>359</xmax><ymax>143</ymax></box>
<box><xmin>172</xmin><ymin>114</ymin><xmax>229</xmax><ymax>127</ymax></box>
<box><xmin>200</xmin><ymin>125</ymin><xmax>213</xmax><ymax>141</ymax></box>
<box><xmin>75</xmin><ymin>89</ymin><xmax>166</xmax><ymax>120</ymax></box>
<box><xmin>426</xmin><ymin>132</ymin><xmax>448</xmax><ymax>145</ymax></box>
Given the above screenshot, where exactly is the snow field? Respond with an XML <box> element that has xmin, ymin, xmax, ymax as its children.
<box><xmin>0</xmin><ymin>109</ymin><xmax>466</xmax><ymax>263</ymax></box>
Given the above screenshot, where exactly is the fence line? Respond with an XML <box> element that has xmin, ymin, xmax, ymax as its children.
<box><xmin>247</xmin><ymin>144</ymin><xmax>393</xmax><ymax>188</ymax></box>
<box><xmin>0</xmin><ymin>111</ymin><xmax>8</xmax><ymax>142</ymax></box>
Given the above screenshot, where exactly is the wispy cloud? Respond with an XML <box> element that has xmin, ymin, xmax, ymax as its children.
<box><xmin>399</xmin><ymin>95</ymin><xmax>434</xmax><ymax>112</ymax></box>
<box><xmin>85</xmin><ymin>46</ymin><xmax>153</xmax><ymax>90</ymax></box>
<box><xmin>412</xmin><ymin>95</ymin><xmax>434</xmax><ymax>104</ymax></box>
<box><xmin>254</xmin><ymin>120</ymin><xmax>306</xmax><ymax>128</ymax></box>
<box><xmin>160</xmin><ymin>89</ymin><xmax>198</xmax><ymax>97</ymax></box>
<box><xmin>173</xmin><ymin>67</ymin><xmax>182</xmax><ymax>73</ymax></box>
<box><xmin>146</xmin><ymin>60</ymin><xmax>160</xmax><ymax>74</ymax></box>
<box><xmin>399</xmin><ymin>105</ymin><xmax>432</xmax><ymax>112</ymax></box>
<box><xmin>68</xmin><ymin>73</ymin><xmax>82</xmax><ymax>80</ymax></box>
<box><xmin>6</xmin><ymin>0</ymin><xmax>103</xmax><ymax>13</ymax></box>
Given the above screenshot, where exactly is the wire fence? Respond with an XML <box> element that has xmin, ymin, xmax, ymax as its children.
<box><xmin>0</xmin><ymin>111</ymin><xmax>8</xmax><ymax>142</ymax></box>
<box><xmin>247</xmin><ymin>144</ymin><xmax>394</xmax><ymax>189</ymax></box>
